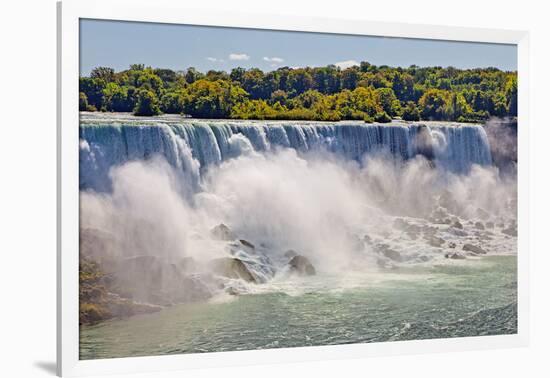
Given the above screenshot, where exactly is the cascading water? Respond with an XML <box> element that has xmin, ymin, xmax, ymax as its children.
<box><xmin>78</xmin><ymin>114</ymin><xmax>516</xmax><ymax>359</ymax></box>
<box><xmin>79</xmin><ymin>116</ymin><xmax>492</xmax><ymax>192</ymax></box>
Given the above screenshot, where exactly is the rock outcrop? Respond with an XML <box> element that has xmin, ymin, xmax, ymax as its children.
<box><xmin>375</xmin><ymin>244</ymin><xmax>404</xmax><ymax>262</ymax></box>
<box><xmin>462</xmin><ymin>243</ymin><xmax>487</xmax><ymax>255</ymax></box>
<box><xmin>79</xmin><ymin>257</ymin><xmax>162</xmax><ymax>325</ymax></box>
<box><xmin>427</xmin><ymin>236</ymin><xmax>445</xmax><ymax>248</ymax></box>
<box><xmin>209</xmin><ymin>257</ymin><xmax>258</xmax><ymax>283</ymax></box>
<box><xmin>210</xmin><ymin>223</ymin><xmax>236</xmax><ymax>241</ymax></box>
<box><xmin>288</xmin><ymin>255</ymin><xmax>316</xmax><ymax>276</ymax></box>
<box><xmin>502</xmin><ymin>225</ymin><xmax>517</xmax><ymax>236</ymax></box>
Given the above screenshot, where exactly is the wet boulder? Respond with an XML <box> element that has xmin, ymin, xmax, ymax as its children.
<box><xmin>462</xmin><ymin>243</ymin><xmax>487</xmax><ymax>255</ymax></box>
<box><xmin>381</xmin><ymin>248</ymin><xmax>403</xmax><ymax>262</ymax></box>
<box><xmin>427</xmin><ymin>236</ymin><xmax>445</xmax><ymax>248</ymax></box>
<box><xmin>502</xmin><ymin>225</ymin><xmax>517</xmax><ymax>237</ymax></box>
<box><xmin>375</xmin><ymin>244</ymin><xmax>403</xmax><ymax>262</ymax></box>
<box><xmin>474</xmin><ymin>221</ymin><xmax>485</xmax><ymax>230</ymax></box>
<box><xmin>288</xmin><ymin>255</ymin><xmax>316</xmax><ymax>276</ymax></box>
<box><xmin>209</xmin><ymin>257</ymin><xmax>258</xmax><ymax>283</ymax></box>
<box><xmin>239</xmin><ymin>239</ymin><xmax>255</xmax><ymax>250</ymax></box>
<box><xmin>452</xmin><ymin>221</ymin><xmax>464</xmax><ymax>229</ymax></box>
<box><xmin>210</xmin><ymin>223</ymin><xmax>236</xmax><ymax>241</ymax></box>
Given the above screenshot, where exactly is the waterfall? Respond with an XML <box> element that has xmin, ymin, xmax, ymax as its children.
<box><xmin>79</xmin><ymin>119</ymin><xmax>492</xmax><ymax>192</ymax></box>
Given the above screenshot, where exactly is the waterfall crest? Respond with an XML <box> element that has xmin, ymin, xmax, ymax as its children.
<box><xmin>79</xmin><ymin>119</ymin><xmax>492</xmax><ymax>192</ymax></box>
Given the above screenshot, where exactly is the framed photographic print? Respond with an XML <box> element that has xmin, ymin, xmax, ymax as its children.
<box><xmin>57</xmin><ymin>1</ymin><xmax>529</xmax><ymax>376</ymax></box>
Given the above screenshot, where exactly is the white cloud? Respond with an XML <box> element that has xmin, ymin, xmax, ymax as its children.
<box><xmin>229</xmin><ymin>53</ymin><xmax>250</xmax><ymax>61</ymax></box>
<box><xmin>206</xmin><ymin>57</ymin><xmax>225</xmax><ymax>63</ymax></box>
<box><xmin>334</xmin><ymin>60</ymin><xmax>360</xmax><ymax>69</ymax></box>
<box><xmin>263</xmin><ymin>56</ymin><xmax>284</xmax><ymax>63</ymax></box>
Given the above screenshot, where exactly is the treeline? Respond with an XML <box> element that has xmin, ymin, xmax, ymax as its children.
<box><xmin>79</xmin><ymin>62</ymin><xmax>517</xmax><ymax>123</ymax></box>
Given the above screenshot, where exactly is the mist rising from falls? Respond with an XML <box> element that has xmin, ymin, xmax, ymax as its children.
<box><xmin>79</xmin><ymin>116</ymin><xmax>515</xmax><ymax>301</ymax></box>
<box><xmin>79</xmin><ymin>120</ymin><xmax>492</xmax><ymax>192</ymax></box>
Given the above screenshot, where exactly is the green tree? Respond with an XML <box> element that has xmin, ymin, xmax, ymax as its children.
<box><xmin>241</xmin><ymin>69</ymin><xmax>267</xmax><ymax>99</ymax></box>
<box><xmin>136</xmin><ymin>70</ymin><xmax>164</xmax><ymax>97</ymax></box>
<box><xmin>79</xmin><ymin>92</ymin><xmax>89</xmax><ymax>111</ymax></box>
<box><xmin>79</xmin><ymin>77</ymin><xmax>106</xmax><ymax>110</ymax></box>
<box><xmin>506</xmin><ymin>76</ymin><xmax>518</xmax><ymax>116</ymax></box>
<box><xmin>402</xmin><ymin>102</ymin><xmax>421</xmax><ymax>121</ymax></box>
<box><xmin>270</xmin><ymin>90</ymin><xmax>288</xmax><ymax>106</ymax></box>
<box><xmin>374</xmin><ymin>112</ymin><xmax>392</xmax><ymax>123</ymax></box>
<box><xmin>160</xmin><ymin>91</ymin><xmax>185</xmax><ymax>114</ymax></box>
<box><xmin>80</xmin><ymin>63</ymin><xmax>517</xmax><ymax>122</ymax></box>
<box><xmin>230</xmin><ymin>67</ymin><xmax>246</xmax><ymax>83</ymax></box>
<box><xmin>341</xmin><ymin>67</ymin><xmax>360</xmax><ymax>90</ymax></box>
<box><xmin>184</xmin><ymin>67</ymin><xmax>204</xmax><ymax>84</ymax></box>
<box><xmin>286</xmin><ymin>69</ymin><xmax>314</xmax><ymax>96</ymax></box>
<box><xmin>103</xmin><ymin>83</ymin><xmax>133</xmax><ymax>112</ymax></box>
<box><xmin>133</xmin><ymin>89</ymin><xmax>161</xmax><ymax>116</ymax></box>
<box><xmin>375</xmin><ymin>88</ymin><xmax>401</xmax><ymax>117</ymax></box>
<box><xmin>182</xmin><ymin>79</ymin><xmax>248</xmax><ymax>118</ymax></box>
<box><xmin>90</xmin><ymin>67</ymin><xmax>115</xmax><ymax>82</ymax></box>
<box><xmin>418</xmin><ymin>89</ymin><xmax>451</xmax><ymax>120</ymax></box>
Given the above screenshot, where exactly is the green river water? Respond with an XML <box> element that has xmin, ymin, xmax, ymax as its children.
<box><xmin>80</xmin><ymin>255</ymin><xmax>517</xmax><ymax>360</ymax></box>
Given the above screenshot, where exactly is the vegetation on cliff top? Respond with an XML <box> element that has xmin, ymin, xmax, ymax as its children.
<box><xmin>80</xmin><ymin>63</ymin><xmax>517</xmax><ymax>123</ymax></box>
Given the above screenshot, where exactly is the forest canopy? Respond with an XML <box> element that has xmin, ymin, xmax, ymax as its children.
<box><xmin>79</xmin><ymin>62</ymin><xmax>517</xmax><ymax>123</ymax></box>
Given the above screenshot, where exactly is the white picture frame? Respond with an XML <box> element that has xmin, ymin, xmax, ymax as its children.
<box><xmin>57</xmin><ymin>0</ymin><xmax>530</xmax><ymax>376</ymax></box>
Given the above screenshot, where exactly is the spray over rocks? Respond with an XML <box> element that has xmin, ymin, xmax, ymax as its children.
<box><xmin>79</xmin><ymin>116</ymin><xmax>517</xmax><ymax>324</ymax></box>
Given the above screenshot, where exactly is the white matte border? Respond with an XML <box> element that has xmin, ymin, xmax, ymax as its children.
<box><xmin>57</xmin><ymin>1</ymin><xmax>530</xmax><ymax>376</ymax></box>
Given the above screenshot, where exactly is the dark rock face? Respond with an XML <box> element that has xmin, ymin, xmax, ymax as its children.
<box><xmin>381</xmin><ymin>248</ymin><xmax>403</xmax><ymax>262</ymax></box>
<box><xmin>79</xmin><ymin>256</ymin><xmax>162</xmax><ymax>325</ymax></box>
<box><xmin>375</xmin><ymin>244</ymin><xmax>403</xmax><ymax>262</ymax></box>
<box><xmin>288</xmin><ymin>255</ymin><xmax>316</xmax><ymax>276</ymax></box>
<box><xmin>452</xmin><ymin>221</ymin><xmax>464</xmax><ymax>229</ymax></box>
<box><xmin>502</xmin><ymin>226</ymin><xmax>517</xmax><ymax>236</ymax></box>
<box><xmin>427</xmin><ymin>236</ymin><xmax>445</xmax><ymax>248</ymax></box>
<box><xmin>239</xmin><ymin>239</ymin><xmax>255</xmax><ymax>250</ymax></box>
<box><xmin>462</xmin><ymin>244</ymin><xmax>487</xmax><ymax>255</ymax></box>
<box><xmin>209</xmin><ymin>257</ymin><xmax>257</xmax><ymax>283</ymax></box>
<box><xmin>474</xmin><ymin>221</ymin><xmax>485</xmax><ymax>230</ymax></box>
<box><xmin>210</xmin><ymin>223</ymin><xmax>236</xmax><ymax>241</ymax></box>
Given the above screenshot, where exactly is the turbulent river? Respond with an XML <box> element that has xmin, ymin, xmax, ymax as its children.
<box><xmin>78</xmin><ymin>113</ymin><xmax>517</xmax><ymax>360</ymax></box>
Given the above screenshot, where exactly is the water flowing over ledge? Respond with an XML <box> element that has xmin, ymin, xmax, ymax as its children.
<box><xmin>79</xmin><ymin>114</ymin><xmax>492</xmax><ymax>192</ymax></box>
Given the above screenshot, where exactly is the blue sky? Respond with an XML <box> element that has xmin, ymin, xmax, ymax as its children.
<box><xmin>80</xmin><ymin>19</ymin><xmax>517</xmax><ymax>75</ymax></box>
